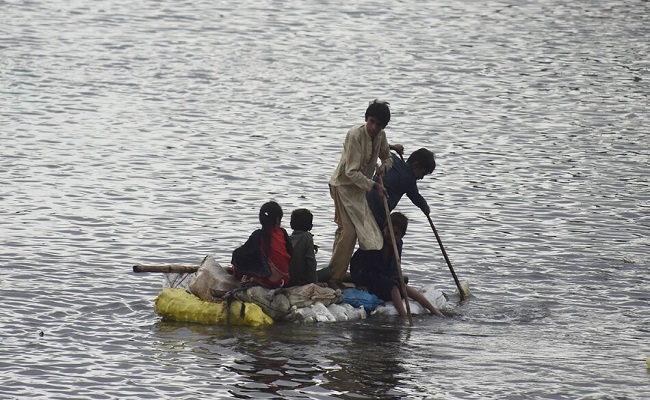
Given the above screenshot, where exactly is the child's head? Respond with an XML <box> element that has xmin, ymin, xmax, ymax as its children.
<box><xmin>385</xmin><ymin>212</ymin><xmax>409</xmax><ymax>240</ymax></box>
<box><xmin>290</xmin><ymin>208</ymin><xmax>313</xmax><ymax>231</ymax></box>
<box><xmin>407</xmin><ymin>148</ymin><xmax>436</xmax><ymax>179</ymax></box>
<box><xmin>365</xmin><ymin>99</ymin><xmax>391</xmax><ymax>128</ymax></box>
<box><xmin>259</xmin><ymin>201</ymin><xmax>283</xmax><ymax>229</ymax></box>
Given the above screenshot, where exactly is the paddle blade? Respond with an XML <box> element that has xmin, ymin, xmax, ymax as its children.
<box><xmin>459</xmin><ymin>281</ymin><xmax>471</xmax><ymax>298</ymax></box>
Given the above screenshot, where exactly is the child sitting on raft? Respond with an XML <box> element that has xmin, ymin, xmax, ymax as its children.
<box><xmin>288</xmin><ymin>208</ymin><xmax>320</xmax><ymax>287</ymax></box>
<box><xmin>231</xmin><ymin>201</ymin><xmax>292</xmax><ymax>288</ymax></box>
<box><xmin>350</xmin><ymin>212</ymin><xmax>445</xmax><ymax>318</ymax></box>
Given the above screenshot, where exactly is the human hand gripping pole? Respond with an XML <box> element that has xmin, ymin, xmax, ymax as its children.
<box><xmin>425</xmin><ymin>214</ymin><xmax>466</xmax><ymax>301</ymax></box>
<box><xmin>379</xmin><ymin>176</ymin><xmax>414</xmax><ymax>326</ymax></box>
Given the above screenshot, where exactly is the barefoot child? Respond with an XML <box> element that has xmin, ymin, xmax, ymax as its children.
<box><xmin>349</xmin><ymin>212</ymin><xmax>444</xmax><ymax>318</ymax></box>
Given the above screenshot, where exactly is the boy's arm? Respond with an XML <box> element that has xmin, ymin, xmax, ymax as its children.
<box><xmin>389</xmin><ymin>143</ymin><xmax>404</xmax><ymax>157</ymax></box>
<box><xmin>406</xmin><ymin>186</ymin><xmax>431</xmax><ymax>215</ymax></box>
<box><xmin>377</xmin><ymin>131</ymin><xmax>394</xmax><ymax>176</ymax></box>
<box><xmin>342</xmin><ymin>130</ymin><xmax>376</xmax><ymax>192</ymax></box>
<box><xmin>305</xmin><ymin>237</ymin><xmax>318</xmax><ymax>284</ymax></box>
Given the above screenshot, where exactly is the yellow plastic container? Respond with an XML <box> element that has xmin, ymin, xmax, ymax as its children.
<box><xmin>154</xmin><ymin>288</ymin><xmax>273</xmax><ymax>327</ymax></box>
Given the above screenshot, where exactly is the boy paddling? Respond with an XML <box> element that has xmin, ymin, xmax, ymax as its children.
<box><xmin>367</xmin><ymin>148</ymin><xmax>436</xmax><ymax>229</ymax></box>
<box><xmin>325</xmin><ymin>100</ymin><xmax>394</xmax><ymax>289</ymax></box>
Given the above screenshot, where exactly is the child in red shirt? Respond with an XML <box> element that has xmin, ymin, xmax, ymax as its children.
<box><xmin>232</xmin><ymin>201</ymin><xmax>292</xmax><ymax>288</ymax></box>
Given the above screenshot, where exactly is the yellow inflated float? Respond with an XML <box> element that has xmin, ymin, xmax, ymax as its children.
<box><xmin>154</xmin><ymin>288</ymin><xmax>273</xmax><ymax>327</ymax></box>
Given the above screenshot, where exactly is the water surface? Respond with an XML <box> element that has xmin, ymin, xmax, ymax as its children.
<box><xmin>1</xmin><ymin>0</ymin><xmax>649</xmax><ymax>398</ymax></box>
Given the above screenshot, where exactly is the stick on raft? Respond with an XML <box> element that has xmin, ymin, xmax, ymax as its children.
<box><xmin>133</xmin><ymin>265</ymin><xmax>200</xmax><ymax>274</ymax></box>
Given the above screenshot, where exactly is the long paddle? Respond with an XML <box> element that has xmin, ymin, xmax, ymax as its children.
<box><xmin>379</xmin><ymin>176</ymin><xmax>413</xmax><ymax>326</ymax></box>
<box><xmin>425</xmin><ymin>214</ymin><xmax>466</xmax><ymax>301</ymax></box>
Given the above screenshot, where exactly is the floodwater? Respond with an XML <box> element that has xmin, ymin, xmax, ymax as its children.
<box><xmin>1</xmin><ymin>0</ymin><xmax>649</xmax><ymax>398</ymax></box>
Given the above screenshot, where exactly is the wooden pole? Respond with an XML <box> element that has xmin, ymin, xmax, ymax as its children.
<box><xmin>426</xmin><ymin>214</ymin><xmax>466</xmax><ymax>301</ymax></box>
<box><xmin>379</xmin><ymin>176</ymin><xmax>413</xmax><ymax>326</ymax></box>
<box><xmin>132</xmin><ymin>265</ymin><xmax>199</xmax><ymax>274</ymax></box>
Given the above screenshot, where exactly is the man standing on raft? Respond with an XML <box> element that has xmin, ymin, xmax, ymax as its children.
<box><xmin>325</xmin><ymin>100</ymin><xmax>394</xmax><ymax>290</ymax></box>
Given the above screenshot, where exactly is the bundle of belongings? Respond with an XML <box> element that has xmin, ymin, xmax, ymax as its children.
<box><xmin>187</xmin><ymin>255</ymin><xmax>375</xmax><ymax>323</ymax></box>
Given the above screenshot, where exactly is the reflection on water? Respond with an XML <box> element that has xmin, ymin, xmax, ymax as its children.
<box><xmin>1</xmin><ymin>0</ymin><xmax>649</xmax><ymax>398</ymax></box>
<box><xmin>326</xmin><ymin>324</ymin><xmax>407</xmax><ymax>399</ymax></box>
<box><xmin>153</xmin><ymin>320</ymin><xmax>413</xmax><ymax>398</ymax></box>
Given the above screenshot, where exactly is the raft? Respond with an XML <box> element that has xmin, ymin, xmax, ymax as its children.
<box><xmin>140</xmin><ymin>255</ymin><xmax>463</xmax><ymax>327</ymax></box>
<box><xmin>154</xmin><ymin>287</ymin><xmax>273</xmax><ymax>327</ymax></box>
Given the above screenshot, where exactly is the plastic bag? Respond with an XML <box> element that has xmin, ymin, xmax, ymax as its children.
<box><xmin>340</xmin><ymin>288</ymin><xmax>383</xmax><ymax>312</ymax></box>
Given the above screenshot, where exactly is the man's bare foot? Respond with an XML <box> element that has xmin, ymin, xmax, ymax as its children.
<box><xmin>327</xmin><ymin>280</ymin><xmax>344</xmax><ymax>290</ymax></box>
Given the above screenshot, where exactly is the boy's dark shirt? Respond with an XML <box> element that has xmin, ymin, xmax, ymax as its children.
<box><xmin>349</xmin><ymin>238</ymin><xmax>404</xmax><ymax>300</ymax></box>
<box><xmin>288</xmin><ymin>230</ymin><xmax>318</xmax><ymax>286</ymax></box>
<box><xmin>367</xmin><ymin>153</ymin><xmax>429</xmax><ymax>228</ymax></box>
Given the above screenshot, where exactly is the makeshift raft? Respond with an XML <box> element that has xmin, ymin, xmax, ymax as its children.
<box><xmin>137</xmin><ymin>255</ymin><xmax>458</xmax><ymax>327</ymax></box>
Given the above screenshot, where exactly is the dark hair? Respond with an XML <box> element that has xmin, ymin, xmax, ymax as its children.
<box><xmin>290</xmin><ymin>208</ymin><xmax>313</xmax><ymax>231</ymax></box>
<box><xmin>407</xmin><ymin>148</ymin><xmax>436</xmax><ymax>174</ymax></box>
<box><xmin>389</xmin><ymin>212</ymin><xmax>409</xmax><ymax>235</ymax></box>
<box><xmin>259</xmin><ymin>201</ymin><xmax>283</xmax><ymax>253</ymax></box>
<box><xmin>365</xmin><ymin>99</ymin><xmax>391</xmax><ymax>128</ymax></box>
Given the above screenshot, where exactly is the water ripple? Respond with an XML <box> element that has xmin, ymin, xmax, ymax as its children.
<box><xmin>2</xmin><ymin>0</ymin><xmax>649</xmax><ymax>398</ymax></box>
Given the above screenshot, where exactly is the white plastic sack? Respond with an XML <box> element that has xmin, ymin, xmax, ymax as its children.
<box><xmin>376</xmin><ymin>284</ymin><xmax>449</xmax><ymax>316</ymax></box>
<box><xmin>188</xmin><ymin>255</ymin><xmax>240</xmax><ymax>302</ymax></box>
